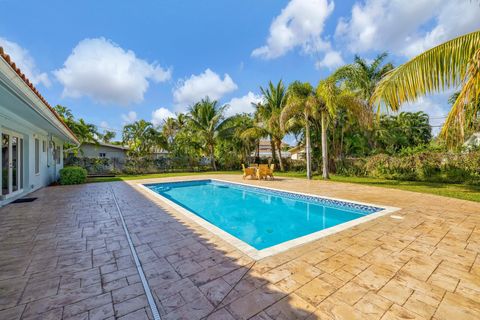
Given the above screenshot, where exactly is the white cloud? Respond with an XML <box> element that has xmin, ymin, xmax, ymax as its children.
<box><xmin>151</xmin><ymin>107</ymin><xmax>175</xmax><ymax>126</ymax></box>
<box><xmin>0</xmin><ymin>37</ymin><xmax>50</xmax><ymax>87</ymax></box>
<box><xmin>99</xmin><ymin>121</ymin><xmax>109</xmax><ymax>129</ymax></box>
<box><xmin>54</xmin><ymin>37</ymin><xmax>171</xmax><ymax>105</ymax></box>
<box><xmin>336</xmin><ymin>0</ymin><xmax>480</xmax><ymax>57</ymax></box>
<box><xmin>121</xmin><ymin>111</ymin><xmax>137</xmax><ymax>124</ymax></box>
<box><xmin>172</xmin><ymin>68</ymin><xmax>237</xmax><ymax>111</ymax></box>
<box><xmin>402</xmin><ymin>1</ymin><xmax>480</xmax><ymax>57</ymax></box>
<box><xmin>315</xmin><ymin>50</ymin><xmax>344</xmax><ymax>69</ymax></box>
<box><xmin>225</xmin><ymin>92</ymin><xmax>262</xmax><ymax>117</ymax></box>
<box><xmin>252</xmin><ymin>0</ymin><xmax>335</xmax><ymax>59</ymax></box>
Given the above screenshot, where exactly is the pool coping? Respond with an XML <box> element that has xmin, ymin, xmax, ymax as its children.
<box><xmin>137</xmin><ymin>178</ymin><xmax>400</xmax><ymax>260</ymax></box>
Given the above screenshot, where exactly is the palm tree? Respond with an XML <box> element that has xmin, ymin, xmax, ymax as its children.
<box><xmin>54</xmin><ymin>105</ymin><xmax>99</xmax><ymax>144</ymax></box>
<box><xmin>371</xmin><ymin>30</ymin><xmax>480</xmax><ymax>147</ymax></box>
<box><xmin>281</xmin><ymin>81</ymin><xmax>319</xmax><ymax>179</ymax></box>
<box><xmin>334</xmin><ymin>53</ymin><xmax>394</xmax><ymax>108</ymax></box>
<box><xmin>259</xmin><ymin>80</ymin><xmax>288</xmax><ymax>171</ymax></box>
<box><xmin>316</xmin><ymin>78</ymin><xmax>365</xmax><ymax>179</ymax></box>
<box><xmin>122</xmin><ymin>120</ymin><xmax>164</xmax><ymax>157</ymax></box>
<box><xmin>218</xmin><ymin>114</ymin><xmax>256</xmax><ymax>167</ymax></box>
<box><xmin>188</xmin><ymin>97</ymin><xmax>228</xmax><ymax>171</ymax></box>
<box><xmin>101</xmin><ymin>130</ymin><xmax>116</xmax><ymax>143</ymax></box>
<box><xmin>161</xmin><ymin>117</ymin><xmax>180</xmax><ymax>151</ymax></box>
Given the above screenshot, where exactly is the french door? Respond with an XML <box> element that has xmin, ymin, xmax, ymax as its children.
<box><xmin>2</xmin><ymin>130</ymin><xmax>24</xmax><ymax>198</ymax></box>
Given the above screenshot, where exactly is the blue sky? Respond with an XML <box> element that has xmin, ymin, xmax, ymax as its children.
<box><xmin>1</xmin><ymin>0</ymin><xmax>479</xmax><ymax>140</ymax></box>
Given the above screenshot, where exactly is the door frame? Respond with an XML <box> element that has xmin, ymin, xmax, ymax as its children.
<box><xmin>1</xmin><ymin>128</ymin><xmax>24</xmax><ymax>199</ymax></box>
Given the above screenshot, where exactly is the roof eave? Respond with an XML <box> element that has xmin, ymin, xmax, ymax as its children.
<box><xmin>0</xmin><ymin>47</ymin><xmax>80</xmax><ymax>145</ymax></box>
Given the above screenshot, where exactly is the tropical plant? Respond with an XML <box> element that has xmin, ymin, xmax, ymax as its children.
<box><xmin>54</xmin><ymin>105</ymin><xmax>99</xmax><ymax>144</ymax></box>
<box><xmin>281</xmin><ymin>81</ymin><xmax>320</xmax><ymax>179</ymax></box>
<box><xmin>257</xmin><ymin>80</ymin><xmax>288</xmax><ymax>171</ymax></box>
<box><xmin>101</xmin><ymin>130</ymin><xmax>116</xmax><ymax>143</ymax></box>
<box><xmin>216</xmin><ymin>114</ymin><xmax>256</xmax><ymax>168</ymax></box>
<box><xmin>371</xmin><ymin>30</ymin><xmax>480</xmax><ymax>147</ymax></box>
<box><xmin>375</xmin><ymin>111</ymin><xmax>432</xmax><ymax>154</ymax></box>
<box><xmin>188</xmin><ymin>97</ymin><xmax>229</xmax><ymax>170</ymax></box>
<box><xmin>316</xmin><ymin>78</ymin><xmax>365</xmax><ymax>179</ymax></box>
<box><xmin>334</xmin><ymin>52</ymin><xmax>394</xmax><ymax>108</ymax></box>
<box><xmin>122</xmin><ymin>120</ymin><xmax>165</xmax><ymax>157</ymax></box>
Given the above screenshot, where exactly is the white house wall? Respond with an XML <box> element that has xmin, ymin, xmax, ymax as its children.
<box><xmin>0</xmin><ymin>102</ymin><xmax>64</xmax><ymax>205</ymax></box>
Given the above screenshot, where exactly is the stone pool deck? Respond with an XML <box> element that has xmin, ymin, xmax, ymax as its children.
<box><xmin>0</xmin><ymin>174</ymin><xmax>479</xmax><ymax>319</ymax></box>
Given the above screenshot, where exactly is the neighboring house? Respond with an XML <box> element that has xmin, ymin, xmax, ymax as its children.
<box><xmin>251</xmin><ymin>139</ymin><xmax>291</xmax><ymax>158</ymax></box>
<box><xmin>79</xmin><ymin>142</ymin><xmax>168</xmax><ymax>160</ymax></box>
<box><xmin>0</xmin><ymin>48</ymin><xmax>79</xmax><ymax>205</ymax></box>
<box><xmin>289</xmin><ymin>146</ymin><xmax>306</xmax><ymax>160</ymax></box>
<box><xmin>79</xmin><ymin>142</ymin><xmax>129</xmax><ymax>161</ymax></box>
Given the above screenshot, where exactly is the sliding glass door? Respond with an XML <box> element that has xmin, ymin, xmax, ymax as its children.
<box><xmin>1</xmin><ymin>131</ymin><xmax>24</xmax><ymax>198</ymax></box>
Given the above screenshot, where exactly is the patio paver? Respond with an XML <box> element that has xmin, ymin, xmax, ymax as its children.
<box><xmin>0</xmin><ymin>174</ymin><xmax>479</xmax><ymax>319</ymax></box>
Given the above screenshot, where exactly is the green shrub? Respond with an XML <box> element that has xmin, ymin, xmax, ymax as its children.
<box><xmin>334</xmin><ymin>151</ymin><xmax>480</xmax><ymax>184</ymax></box>
<box><xmin>59</xmin><ymin>166</ymin><xmax>87</xmax><ymax>185</ymax></box>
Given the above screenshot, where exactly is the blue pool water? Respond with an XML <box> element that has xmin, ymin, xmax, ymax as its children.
<box><xmin>146</xmin><ymin>180</ymin><xmax>382</xmax><ymax>250</ymax></box>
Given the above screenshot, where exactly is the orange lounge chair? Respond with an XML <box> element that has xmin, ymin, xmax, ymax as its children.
<box><xmin>256</xmin><ymin>164</ymin><xmax>273</xmax><ymax>180</ymax></box>
<box><xmin>242</xmin><ymin>164</ymin><xmax>256</xmax><ymax>180</ymax></box>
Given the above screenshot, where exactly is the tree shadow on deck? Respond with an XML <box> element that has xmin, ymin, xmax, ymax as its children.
<box><xmin>114</xmin><ymin>181</ymin><xmax>319</xmax><ymax>319</ymax></box>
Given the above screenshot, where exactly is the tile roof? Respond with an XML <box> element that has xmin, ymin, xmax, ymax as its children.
<box><xmin>0</xmin><ymin>46</ymin><xmax>79</xmax><ymax>143</ymax></box>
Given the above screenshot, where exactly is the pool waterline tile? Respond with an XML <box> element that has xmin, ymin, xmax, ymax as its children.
<box><xmin>139</xmin><ymin>179</ymin><xmax>400</xmax><ymax>260</ymax></box>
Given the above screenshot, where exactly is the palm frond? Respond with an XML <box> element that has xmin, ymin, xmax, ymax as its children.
<box><xmin>441</xmin><ymin>48</ymin><xmax>480</xmax><ymax>145</ymax></box>
<box><xmin>371</xmin><ymin>30</ymin><xmax>480</xmax><ymax>112</ymax></box>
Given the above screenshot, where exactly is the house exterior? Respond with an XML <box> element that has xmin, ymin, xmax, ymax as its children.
<box><xmin>289</xmin><ymin>146</ymin><xmax>306</xmax><ymax>160</ymax></box>
<box><xmin>0</xmin><ymin>48</ymin><xmax>78</xmax><ymax>205</ymax></box>
<box><xmin>251</xmin><ymin>139</ymin><xmax>291</xmax><ymax>158</ymax></box>
<box><xmin>80</xmin><ymin>141</ymin><xmax>129</xmax><ymax>161</ymax></box>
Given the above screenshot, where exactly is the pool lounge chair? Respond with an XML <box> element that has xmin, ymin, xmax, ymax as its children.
<box><xmin>266</xmin><ymin>164</ymin><xmax>275</xmax><ymax>180</ymax></box>
<box><xmin>256</xmin><ymin>164</ymin><xmax>274</xmax><ymax>180</ymax></box>
<box><xmin>242</xmin><ymin>164</ymin><xmax>256</xmax><ymax>180</ymax></box>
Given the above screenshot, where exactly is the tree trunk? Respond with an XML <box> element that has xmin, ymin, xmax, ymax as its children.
<box><xmin>305</xmin><ymin>113</ymin><xmax>312</xmax><ymax>180</ymax></box>
<box><xmin>340</xmin><ymin>127</ymin><xmax>344</xmax><ymax>159</ymax></box>
<box><xmin>321</xmin><ymin>112</ymin><xmax>329</xmax><ymax>180</ymax></box>
<box><xmin>209</xmin><ymin>144</ymin><xmax>217</xmax><ymax>171</ymax></box>
<box><xmin>270</xmin><ymin>138</ymin><xmax>276</xmax><ymax>163</ymax></box>
<box><xmin>275</xmin><ymin>140</ymin><xmax>285</xmax><ymax>171</ymax></box>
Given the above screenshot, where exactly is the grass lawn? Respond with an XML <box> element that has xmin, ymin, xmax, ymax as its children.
<box><xmin>87</xmin><ymin>171</ymin><xmax>480</xmax><ymax>203</ymax></box>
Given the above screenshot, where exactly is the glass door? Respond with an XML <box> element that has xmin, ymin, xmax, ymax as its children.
<box><xmin>1</xmin><ymin>131</ymin><xmax>23</xmax><ymax>198</ymax></box>
<box><xmin>2</xmin><ymin>134</ymin><xmax>9</xmax><ymax>196</ymax></box>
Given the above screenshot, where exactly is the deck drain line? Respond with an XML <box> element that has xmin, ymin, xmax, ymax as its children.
<box><xmin>110</xmin><ymin>185</ymin><xmax>161</xmax><ymax>320</ymax></box>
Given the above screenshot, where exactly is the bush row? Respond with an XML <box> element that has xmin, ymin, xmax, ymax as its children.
<box><xmin>335</xmin><ymin>151</ymin><xmax>480</xmax><ymax>184</ymax></box>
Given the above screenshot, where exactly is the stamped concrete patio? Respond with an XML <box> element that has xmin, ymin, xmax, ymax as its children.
<box><xmin>0</xmin><ymin>174</ymin><xmax>479</xmax><ymax>320</ymax></box>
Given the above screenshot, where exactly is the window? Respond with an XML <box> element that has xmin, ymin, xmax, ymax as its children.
<box><xmin>42</xmin><ymin>140</ymin><xmax>46</xmax><ymax>152</ymax></box>
<box><xmin>34</xmin><ymin>138</ymin><xmax>40</xmax><ymax>174</ymax></box>
<box><xmin>99</xmin><ymin>153</ymin><xmax>106</xmax><ymax>158</ymax></box>
<box><xmin>56</xmin><ymin>146</ymin><xmax>61</xmax><ymax>164</ymax></box>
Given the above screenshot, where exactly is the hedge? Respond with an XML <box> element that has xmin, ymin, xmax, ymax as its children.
<box><xmin>335</xmin><ymin>151</ymin><xmax>480</xmax><ymax>184</ymax></box>
<box><xmin>59</xmin><ymin>166</ymin><xmax>87</xmax><ymax>185</ymax></box>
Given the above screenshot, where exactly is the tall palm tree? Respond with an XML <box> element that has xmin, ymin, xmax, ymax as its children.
<box><xmin>259</xmin><ymin>80</ymin><xmax>288</xmax><ymax>171</ymax></box>
<box><xmin>161</xmin><ymin>117</ymin><xmax>180</xmax><ymax>151</ymax></box>
<box><xmin>334</xmin><ymin>53</ymin><xmax>394</xmax><ymax>108</ymax></box>
<box><xmin>281</xmin><ymin>81</ymin><xmax>320</xmax><ymax>179</ymax></box>
<box><xmin>371</xmin><ymin>30</ymin><xmax>480</xmax><ymax>146</ymax></box>
<box><xmin>316</xmin><ymin>78</ymin><xmax>365</xmax><ymax>179</ymax></box>
<box><xmin>188</xmin><ymin>97</ymin><xmax>228</xmax><ymax>171</ymax></box>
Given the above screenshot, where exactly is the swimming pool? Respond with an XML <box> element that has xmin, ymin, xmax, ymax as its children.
<box><xmin>142</xmin><ymin>179</ymin><xmax>399</xmax><ymax>259</ymax></box>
